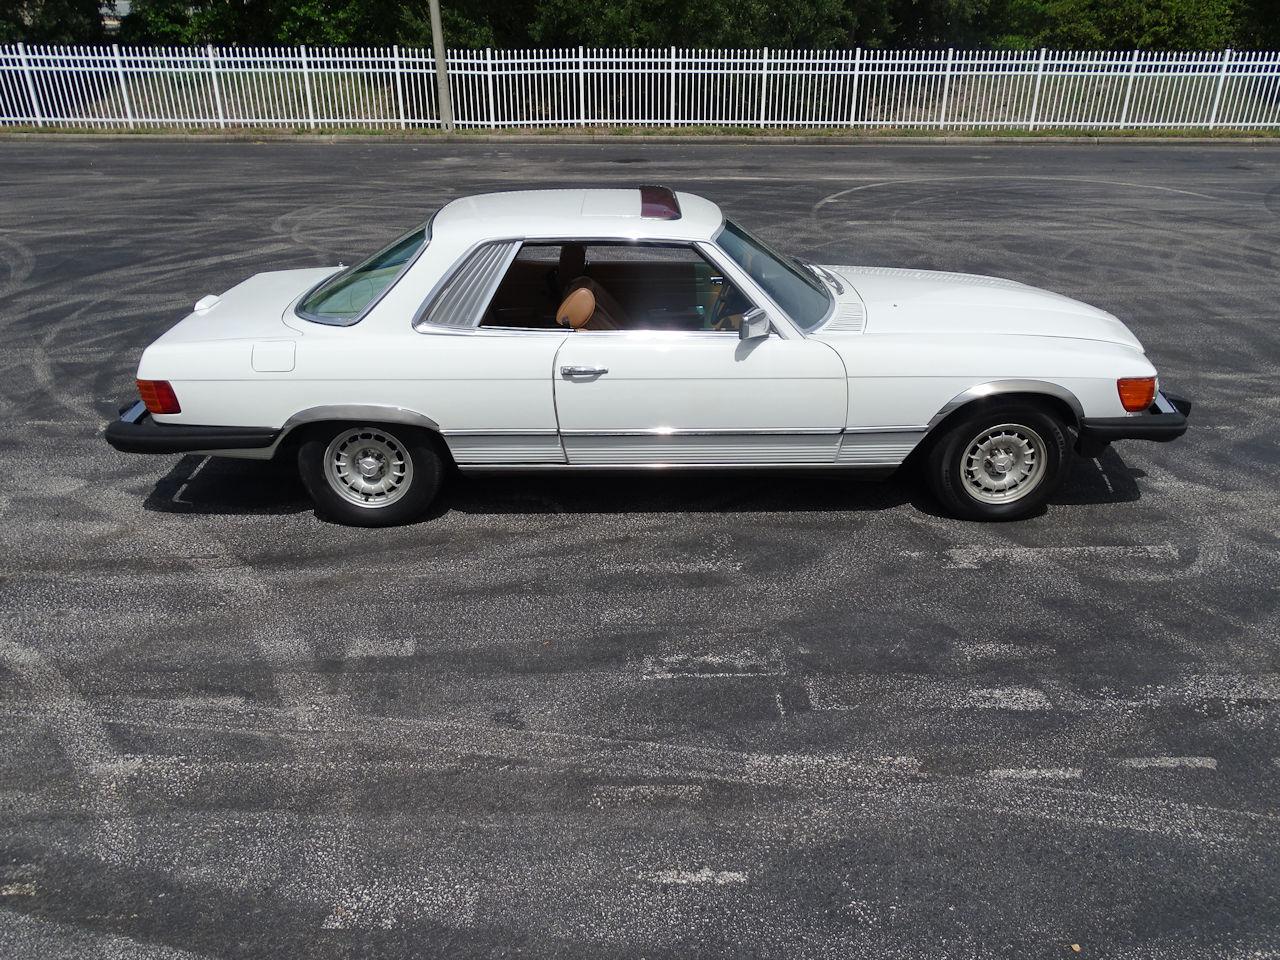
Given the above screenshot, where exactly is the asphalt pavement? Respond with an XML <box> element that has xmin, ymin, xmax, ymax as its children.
<box><xmin>1</xmin><ymin>138</ymin><xmax>1278</xmax><ymax>958</ymax></box>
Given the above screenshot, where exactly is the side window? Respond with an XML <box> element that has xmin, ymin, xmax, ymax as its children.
<box><xmin>480</xmin><ymin>241</ymin><xmax>756</xmax><ymax>333</ymax></box>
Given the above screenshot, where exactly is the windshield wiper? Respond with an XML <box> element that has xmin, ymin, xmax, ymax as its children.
<box><xmin>797</xmin><ymin>258</ymin><xmax>844</xmax><ymax>294</ymax></box>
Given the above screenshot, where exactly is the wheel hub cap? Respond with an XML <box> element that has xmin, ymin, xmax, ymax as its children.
<box><xmin>961</xmin><ymin>423</ymin><xmax>1047</xmax><ymax>505</ymax></box>
<box><xmin>322</xmin><ymin>427</ymin><xmax>413</xmax><ymax>509</ymax></box>
<box><xmin>988</xmin><ymin>450</ymin><xmax>1015</xmax><ymax>475</ymax></box>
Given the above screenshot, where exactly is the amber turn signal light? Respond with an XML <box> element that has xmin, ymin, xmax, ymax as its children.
<box><xmin>1117</xmin><ymin>377</ymin><xmax>1156</xmax><ymax>413</ymax></box>
<box><xmin>137</xmin><ymin>379</ymin><xmax>181</xmax><ymax>415</ymax></box>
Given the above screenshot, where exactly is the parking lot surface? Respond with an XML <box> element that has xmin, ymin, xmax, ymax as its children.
<box><xmin>1</xmin><ymin>138</ymin><xmax>1278</xmax><ymax>958</ymax></box>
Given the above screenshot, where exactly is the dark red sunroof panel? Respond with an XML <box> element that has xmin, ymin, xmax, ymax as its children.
<box><xmin>639</xmin><ymin>185</ymin><xmax>681</xmax><ymax>220</ymax></box>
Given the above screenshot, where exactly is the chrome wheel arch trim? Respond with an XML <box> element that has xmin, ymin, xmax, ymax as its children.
<box><xmin>277</xmin><ymin>405</ymin><xmax>442</xmax><ymax>445</ymax></box>
<box><xmin>926</xmin><ymin>379</ymin><xmax>1085</xmax><ymax>433</ymax></box>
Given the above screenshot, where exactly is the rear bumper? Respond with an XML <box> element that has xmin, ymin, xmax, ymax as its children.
<box><xmin>104</xmin><ymin>401</ymin><xmax>279</xmax><ymax>454</ymax></box>
<box><xmin>1078</xmin><ymin>391</ymin><xmax>1191</xmax><ymax>447</ymax></box>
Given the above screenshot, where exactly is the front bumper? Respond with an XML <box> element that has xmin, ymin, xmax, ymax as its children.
<box><xmin>1077</xmin><ymin>390</ymin><xmax>1191</xmax><ymax>451</ymax></box>
<box><xmin>104</xmin><ymin>401</ymin><xmax>279</xmax><ymax>454</ymax></box>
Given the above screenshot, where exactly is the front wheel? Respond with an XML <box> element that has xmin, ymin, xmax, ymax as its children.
<box><xmin>926</xmin><ymin>403</ymin><xmax>1070</xmax><ymax>521</ymax></box>
<box><xmin>298</xmin><ymin>423</ymin><xmax>443</xmax><ymax>527</ymax></box>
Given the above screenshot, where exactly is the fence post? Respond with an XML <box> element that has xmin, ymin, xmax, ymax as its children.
<box><xmin>1208</xmin><ymin>48</ymin><xmax>1233</xmax><ymax>129</ymax></box>
<box><xmin>669</xmin><ymin>46</ymin><xmax>676</xmax><ymax>127</ymax></box>
<box><xmin>110</xmin><ymin>44</ymin><xmax>135</xmax><ymax>129</ymax></box>
<box><xmin>298</xmin><ymin>46</ymin><xmax>316</xmax><ymax>129</ymax></box>
<box><xmin>937</xmin><ymin>47</ymin><xmax>954</xmax><ymax>127</ymax></box>
<box><xmin>758</xmin><ymin>47</ymin><xmax>769</xmax><ymax>128</ymax></box>
<box><xmin>1118</xmin><ymin>48</ymin><xmax>1139</xmax><ymax>128</ymax></box>
<box><xmin>846</xmin><ymin>47</ymin><xmax>862</xmax><ymax>127</ymax></box>
<box><xmin>205</xmin><ymin>45</ymin><xmax>225</xmax><ymax>128</ymax></box>
<box><xmin>1028</xmin><ymin>47</ymin><xmax>1046</xmax><ymax>130</ymax></box>
<box><xmin>577</xmin><ymin>46</ymin><xmax>586</xmax><ymax>126</ymax></box>
<box><xmin>393</xmin><ymin>45</ymin><xmax>407</xmax><ymax>129</ymax></box>
<box><xmin>16</xmin><ymin>43</ymin><xmax>44</xmax><ymax>127</ymax></box>
<box><xmin>484</xmin><ymin>48</ymin><xmax>496</xmax><ymax>128</ymax></box>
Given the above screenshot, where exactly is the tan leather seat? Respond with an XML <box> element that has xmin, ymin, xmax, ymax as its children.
<box><xmin>566</xmin><ymin>277</ymin><xmax>626</xmax><ymax>330</ymax></box>
<box><xmin>555</xmin><ymin>285</ymin><xmax>621</xmax><ymax>331</ymax></box>
<box><xmin>556</xmin><ymin>287</ymin><xmax>595</xmax><ymax>330</ymax></box>
<box><xmin>557</xmin><ymin>243</ymin><xmax>586</xmax><ymax>295</ymax></box>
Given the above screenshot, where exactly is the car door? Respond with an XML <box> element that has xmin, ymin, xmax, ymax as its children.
<box><xmin>553</xmin><ymin>329</ymin><xmax>847</xmax><ymax>466</ymax></box>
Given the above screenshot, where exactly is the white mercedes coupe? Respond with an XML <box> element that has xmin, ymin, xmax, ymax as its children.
<box><xmin>106</xmin><ymin>186</ymin><xmax>1189</xmax><ymax>526</ymax></box>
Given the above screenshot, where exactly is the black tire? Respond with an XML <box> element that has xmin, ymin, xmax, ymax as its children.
<box><xmin>297</xmin><ymin>423</ymin><xmax>443</xmax><ymax>527</ymax></box>
<box><xmin>926</xmin><ymin>402</ymin><xmax>1070</xmax><ymax>521</ymax></box>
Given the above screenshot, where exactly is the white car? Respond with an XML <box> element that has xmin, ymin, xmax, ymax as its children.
<box><xmin>106</xmin><ymin>186</ymin><xmax>1189</xmax><ymax>526</ymax></box>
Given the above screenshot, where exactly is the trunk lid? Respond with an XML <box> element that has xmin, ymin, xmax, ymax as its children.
<box><xmin>151</xmin><ymin>267</ymin><xmax>339</xmax><ymax>345</ymax></box>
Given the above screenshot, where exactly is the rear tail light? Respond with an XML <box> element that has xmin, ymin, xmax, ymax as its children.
<box><xmin>137</xmin><ymin>379</ymin><xmax>181</xmax><ymax>415</ymax></box>
<box><xmin>1117</xmin><ymin>377</ymin><xmax>1156</xmax><ymax>413</ymax></box>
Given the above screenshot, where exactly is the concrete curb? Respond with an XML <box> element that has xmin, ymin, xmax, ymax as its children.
<box><xmin>2</xmin><ymin>130</ymin><xmax>1278</xmax><ymax>147</ymax></box>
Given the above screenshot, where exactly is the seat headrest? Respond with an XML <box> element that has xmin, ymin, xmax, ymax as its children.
<box><xmin>558</xmin><ymin>243</ymin><xmax>586</xmax><ymax>282</ymax></box>
<box><xmin>556</xmin><ymin>287</ymin><xmax>596</xmax><ymax>329</ymax></box>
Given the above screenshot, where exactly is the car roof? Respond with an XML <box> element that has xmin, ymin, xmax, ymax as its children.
<box><xmin>432</xmin><ymin>188</ymin><xmax>724</xmax><ymax>244</ymax></box>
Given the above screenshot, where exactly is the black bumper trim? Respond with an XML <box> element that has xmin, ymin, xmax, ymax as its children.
<box><xmin>105</xmin><ymin>402</ymin><xmax>280</xmax><ymax>454</ymax></box>
<box><xmin>1078</xmin><ymin>391</ymin><xmax>1191</xmax><ymax>445</ymax></box>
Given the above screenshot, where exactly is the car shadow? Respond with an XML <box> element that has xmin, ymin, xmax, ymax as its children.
<box><xmin>141</xmin><ymin>445</ymin><xmax>1143</xmax><ymax>521</ymax></box>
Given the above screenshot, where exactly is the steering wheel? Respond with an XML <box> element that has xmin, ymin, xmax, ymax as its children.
<box><xmin>710</xmin><ymin>282</ymin><xmax>747</xmax><ymax>332</ymax></box>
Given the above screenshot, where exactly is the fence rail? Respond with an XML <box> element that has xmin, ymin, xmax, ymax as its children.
<box><xmin>3</xmin><ymin>44</ymin><xmax>1280</xmax><ymax>130</ymax></box>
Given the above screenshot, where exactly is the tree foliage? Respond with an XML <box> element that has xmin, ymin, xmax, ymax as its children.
<box><xmin>8</xmin><ymin>0</ymin><xmax>1272</xmax><ymax>50</ymax></box>
<box><xmin>984</xmin><ymin>0</ymin><xmax>1239</xmax><ymax>50</ymax></box>
<box><xmin>2</xmin><ymin>0</ymin><xmax>106</xmax><ymax>43</ymax></box>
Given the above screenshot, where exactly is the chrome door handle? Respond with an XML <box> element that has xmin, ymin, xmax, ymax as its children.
<box><xmin>560</xmin><ymin>365</ymin><xmax>608</xmax><ymax>378</ymax></box>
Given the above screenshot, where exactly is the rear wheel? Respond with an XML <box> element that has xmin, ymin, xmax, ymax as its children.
<box><xmin>298</xmin><ymin>423</ymin><xmax>442</xmax><ymax>527</ymax></box>
<box><xmin>926</xmin><ymin>403</ymin><xmax>1069</xmax><ymax>521</ymax></box>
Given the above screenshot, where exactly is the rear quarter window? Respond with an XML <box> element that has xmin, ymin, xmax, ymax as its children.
<box><xmin>298</xmin><ymin>225</ymin><xmax>428</xmax><ymax>325</ymax></box>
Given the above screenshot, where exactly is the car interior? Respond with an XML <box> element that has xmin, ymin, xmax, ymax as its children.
<box><xmin>480</xmin><ymin>241</ymin><xmax>753</xmax><ymax>333</ymax></box>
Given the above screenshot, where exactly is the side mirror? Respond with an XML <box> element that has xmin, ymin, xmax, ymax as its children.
<box><xmin>739</xmin><ymin>307</ymin><xmax>770</xmax><ymax>341</ymax></box>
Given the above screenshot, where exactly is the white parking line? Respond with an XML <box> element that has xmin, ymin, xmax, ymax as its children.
<box><xmin>966</xmin><ymin>687</ymin><xmax>1054</xmax><ymax>711</ymax></box>
<box><xmin>171</xmin><ymin>455</ymin><xmax>210</xmax><ymax>505</ymax></box>
<box><xmin>989</xmin><ymin>767</ymin><xmax>1083</xmax><ymax>781</ymax></box>
<box><xmin>641</xmin><ymin>651</ymin><xmax>784</xmax><ymax>680</ymax></box>
<box><xmin>591</xmin><ymin>784</ymin><xmax>705</xmax><ymax>807</ymax></box>
<box><xmin>641</xmin><ymin>867</ymin><xmax>749</xmax><ymax>886</ymax></box>
<box><xmin>1121</xmin><ymin>756</ymin><xmax>1218</xmax><ymax>770</ymax></box>
<box><xmin>918</xmin><ymin>544</ymin><xmax>1181</xmax><ymax>570</ymax></box>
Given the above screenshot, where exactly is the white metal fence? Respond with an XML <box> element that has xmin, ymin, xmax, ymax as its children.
<box><xmin>3</xmin><ymin>44</ymin><xmax>1280</xmax><ymax>131</ymax></box>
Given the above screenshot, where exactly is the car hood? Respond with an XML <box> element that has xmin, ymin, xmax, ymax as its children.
<box><xmin>151</xmin><ymin>267</ymin><xmax>340</xmax><ymax>345</ymax></box>
<box><xmin>819</xmin><ymin>265</ymin><xmax>1144</xmax><ymax>351</ymax></box>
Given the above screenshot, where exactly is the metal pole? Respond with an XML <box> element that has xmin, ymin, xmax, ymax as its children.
<box><xmin>1118</xmin><ymin>48</ymin><xmax>1139</xmax><ymax>128</ymax></box>
<box><xmin>577</xmin><ymin>46</ymin><xmax>585</xmax><ymax>126</ymax></box>
<box><xmin>206</xmin><ymin>44</ymin><xmax>225</xmax><ymax>129</ymax></box>
<box><xmin>1208</xmin><ymin>48</ymin><xmax>1233</xmax><ymax>129</ymax></box>
<box><xmin>394</xmin><ymin>45</ymin><xmax>407</xmax><ymax>129</ymax></box>
<box><xmin>669</xmin><ymin>46</ymin><xmax>676</xmax><ymax>127</ymax></box>
<box><xmin>111</xmin><ymin>44</ymin><xmax>135</xmax><ymax>128</ymax></box>
<box><xmin>758</xmin><ymin>47</ymin><xmax>769</xmax><ymax>128</ymax></box>
<box><xmin>937</xmin><ymin>47</ymin><xmax>954</xmax><ymax>128</ymax></box>
<box><xmin>426</xmin><ymin>0</ymin><xmax>453</xmax><ymax>130</ymax></box>
<box><xmin>299</xmin><ymin>45</ymin><xmax>316</xmax><ymax>129</ymax></box>
<box><xmin>846</xmin><ymin>47</ymin><xmax>862</xmax><ymax>127</ymax></box>
<box><xmin>484</xmin><ymin>48</ymin><xmax>495</xmax><ymax>128</ymax></box>
<box><xmin>17</xmin><ymin>43</ymin><xmax>45</xmax><ymax>127</ymax></box>
<box><xmin>1028</xmin><ymin>48</ymin><xmax>1046</xmax><ymax>130</ymax></box>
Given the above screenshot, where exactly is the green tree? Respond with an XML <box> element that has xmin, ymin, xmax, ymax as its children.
<box><xmin>986</xmin><ymin>0</ymin><xmax>1238</xmax><ymax>49</ymax></box>
<box><xmin>120</xmin><ymin>0</ymin><xmax>280</xmax><ymax>45</ymax></box>
<box><xmin>1235</xmin><ymin>0</ymin><xmax>1280</xmax><ymax>47</ymax></box>
<box><xmin>528</xmin><ymin>0</ymin><xmax>890</xmax><ymax>48</ymax></box>
<box><xmin>1</xmin><ymin>0</ymin><xmax>106</xmax><ymax>43</ymax></box>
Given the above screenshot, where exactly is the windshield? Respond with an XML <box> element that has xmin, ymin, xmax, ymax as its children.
<box><xmin>714</xmin><ymin>220</ymin><xmax>832</xmax><ymax>331</ymax></box>
<box><xmin>297</xmin><ymin>224</ymin><xmax>429</xmax><ymax>325</ymax></box>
